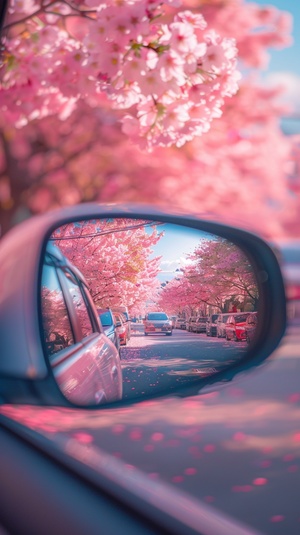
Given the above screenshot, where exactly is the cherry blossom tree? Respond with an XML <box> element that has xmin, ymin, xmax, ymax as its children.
<box><xmin>172</xmin><ymin>0</ymin><xmax>292</xmax><ymax>69</ymax></box>
<box><xmin>158</xmin><ymin>276</ymin><xmax>199</xmax><ymax>316</ymax></box>
<box><xmin>0</xmin><ymin>0</ymin><xmax>240</xmax><ymax>149</ymax></box>
<box><xmin>0</xmin><ymin>0</ymin><xmax>298</xmax><ymax>238</ymax></box>
<box><xmin>185</xmin><ymin>237</ymin><xmax>258</xmax><ymax>309</ymax></box>
<box><xmin>1</xmin><ymin>81</ymin><xmax>297</xmax><ymax>237</ymax></box>
<box><xmin>51</xmin><ymin>218</ymin><xmax>163</xmax><ymax>313</ymax></box>
<box><xmin>158</xmin><ymin>237</ymin><xmax>258</xmax><ymax>315</ymax></box>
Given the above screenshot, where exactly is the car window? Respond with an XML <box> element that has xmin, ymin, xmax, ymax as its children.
<box><xmin>99</xmin><ymin>311</ymin><xmax>113</xmax><ymax>327</ymax></box>
<box><xmin>62</xmin><ymin>271</ymin><xmax>94</xmax><ymax>339</ymax></box>
<box><xmin>147</xmin><ymin>313</ymin><xmax>168</xmax><ymax>320</ymax></box>
<box><xmin>41</xmin><ymin>264</ymin><xmax>74</xmax><ymax>357</ymax></box>
<box><xmin>235</xmin><ymin>314</ymin><xmax>249</xmax><ymax>323</ymax></box>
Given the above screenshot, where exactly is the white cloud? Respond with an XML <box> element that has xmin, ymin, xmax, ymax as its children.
<box><xmin>264</xmin><ymin>71</ymin><xmax>300</xmax><ymax>114</ymax></box>
<box><xmin>160</xmin><ymin>256</ymin><xmax>193</xmax><ymax>271</ymax></box>
<box><xmin>160</xmin><ymin>260</ymin><xmax>179</xmax><ymax>268</ymax></box>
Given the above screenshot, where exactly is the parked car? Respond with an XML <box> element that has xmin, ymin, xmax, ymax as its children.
<box><xmin>186</xmin><ymin>316</ymin><xmax>197</xmax><ymax>332</ymax></box>
<box><xmin>216</xmin><ymin>313</ymin><xmax>232</xmax><ymax>337</ymax></box>
<box><xmin>113</xmin><ymin>312</ymin><xmax>128</xmax><ymax>346</ymax></box>
<box><xmin>170</xmin><ymin>316</ymin><xmax>177</xmax><ymax>329</ymax></box>
<box><xmin>225</xmin><ymin>313</ymin><xmax>251</xmax><ymax>341</ymax></box>
<box><xmin>188</xmin><ymin>316</ymin><xmax>207</xmax><ymax>333</ymax></box>
<box><xmin>42</xmin><ymin>245</ymin><xmax>123</xmax><ymax>405</ymax></box>
<box><xmin>112</xmin><ymin>306</ymin><xmax>131</xmax><ymax>340</ymax></box>
<box><xmin>206</xmin><ymin>314</ymin><xmax>220</xmax><ymax>336</ymax></box>
<box><xmin>144</xmin><ymin>312</ymin><xmax>172</xmax><ymax>335</ymax></box>
<box><xmin>244</xmin><ymin>311</ymin><xmax>258</xmax><ymax>344</ymax></box>
<box><xmin>97</xmin><ymin>308</ymin><xmax>120</xmax><ymax>353</ymax></box>
<box><xmin>175</xmin><ymin>317</ymin><xmax>186</xmax><ymax>329</ymax></box>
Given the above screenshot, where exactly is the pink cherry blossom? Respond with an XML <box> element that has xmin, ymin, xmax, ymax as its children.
<box><xmin>1</xmin><ymin>1</ymin><xmax>240</xmax><ymax>148</ymax></box>
<box><xmin>0</xmin><ymin>0</ymin><xmax>298</xmax><ymax>239</ymax></box>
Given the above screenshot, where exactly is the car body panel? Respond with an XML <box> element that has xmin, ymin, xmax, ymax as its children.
<box><xmin>51</xmin><ymin>332</ymin><xmax>122</xmax><ymax>404</ymax></box>
<box><xmin>98</xmin><ymin>309</ymin><xmax>121</xmax><ymax>353</ymax></box>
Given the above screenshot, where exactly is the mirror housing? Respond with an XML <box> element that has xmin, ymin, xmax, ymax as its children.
<box><xmin>0</xmin><ymin>203</ymin><xmax>286</xmax><ymax>407</ymax></box>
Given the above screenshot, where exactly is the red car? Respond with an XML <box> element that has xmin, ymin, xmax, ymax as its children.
<box><xmin>114</xmin><ymin>312</ymin><xmax>128</xmax><ymax>346</ymax></box>
<box><xmin>225</xmin><ymin>313</ymin><xmax>251</xmax><ymax>341</ymax></box>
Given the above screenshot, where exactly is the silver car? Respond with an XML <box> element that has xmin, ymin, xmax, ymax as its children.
<box><xmin>144</xmin><ymin>312</ymin><xmax>172</xmax><ymax>336</ymax></box>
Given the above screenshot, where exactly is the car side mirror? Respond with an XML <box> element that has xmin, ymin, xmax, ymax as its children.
<box><xmin>0</xmin><ymin>203</ymin><xmax>286</xmax><ymax>408</ymax></box>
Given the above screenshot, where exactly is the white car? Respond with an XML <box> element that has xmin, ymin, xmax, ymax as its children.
<box><xmin>144</xmin><ymin>312</ymin><xmax>173</xmax><ymax>336</ymax></box>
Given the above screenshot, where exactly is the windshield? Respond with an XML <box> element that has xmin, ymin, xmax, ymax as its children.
<box><xmin>147</xmin><ymin>313</ymin><xmax>168</xmax><ymax>321</ymax></box>
<box><xmin>99</xmin><ymin>311</ymin><xmax>113</xmax><ymax>327</ymax></box>
<box><xmin>235</xmin><ymin>314</ymin><xmax>249</xmax><ymax>323</ymax></box>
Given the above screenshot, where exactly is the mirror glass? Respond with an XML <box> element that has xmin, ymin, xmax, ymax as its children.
<box><xmin>40</xmin><ymin>218</ymin><xmax>260</xmax><ymax>406</ymax></box>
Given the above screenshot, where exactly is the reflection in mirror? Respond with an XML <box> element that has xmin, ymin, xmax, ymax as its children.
<box><xmin>41</xmin><ymin>219</ymin><xmax>260</xmax><ymax>406</ymax></box>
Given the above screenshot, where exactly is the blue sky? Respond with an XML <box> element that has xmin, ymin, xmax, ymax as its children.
<box><xmin>148</xmin><ymin>224</ymin><xmax>217</xmax><ymax>283</ymax></box>
<box><xmin>252</xmin><ymin>0</ymin><xmax>300</xmax><ymax>75</ymax></box>
<box><xmin>248</xmin><ymin>0</ymin><xmax>300</xmax><ymax>130</ymax></box>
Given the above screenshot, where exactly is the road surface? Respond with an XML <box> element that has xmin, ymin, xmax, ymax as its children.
<box><xmin>120</xmin><ymin>324</ymin><xmax>248</xmax><ymax>400</ymax></box>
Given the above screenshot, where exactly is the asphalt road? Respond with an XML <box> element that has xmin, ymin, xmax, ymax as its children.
<box><xmin>120</xmin><ymin>324</ymin><xmax>248</xmax><ymax>401</ymax></box>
